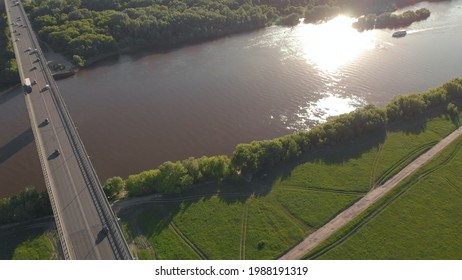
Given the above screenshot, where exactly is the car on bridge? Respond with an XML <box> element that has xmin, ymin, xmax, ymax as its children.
<box><xmin>41</xmin><ymin>85</ymin><xmax>50</xmax><ymax>92</ymax></box>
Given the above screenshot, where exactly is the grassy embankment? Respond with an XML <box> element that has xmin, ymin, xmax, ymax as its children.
<box><xmin>120</xmin><ymin>104</ymin><xmax>461</xmax><ymax>260</ymax></box>
<box><xmin>0</xmin><ymin>224</ymin><xmax>59</xmax><ymax>260</ymax></box>
<box><xmin>306</xmin><ymin>125</ymin><xmax>462</xmax><ymax>259</ymax></box>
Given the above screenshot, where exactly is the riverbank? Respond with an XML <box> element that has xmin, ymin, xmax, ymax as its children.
<box><xmin>106</xmin><ymin>78</ymin><xmax>462</xmax><ymax>199</ymax></box>
<box><xmin>118</xmin><ymin>99</ymin><xmax>462</xmax><ymax>259</ymax></box>
<box><xmin>73</xmin><ymin>25</ymin><xmax>266</xmax><ymax>69</ymax></box>
<box><xmin>22</xmin><ymin>0</ymin><xmax>449</xmax><ymax>71</ymax></box>
<box><xmin>7</xmin><ymin>0</ymin><xmax>447</xmax><ymax>74</ymax></box>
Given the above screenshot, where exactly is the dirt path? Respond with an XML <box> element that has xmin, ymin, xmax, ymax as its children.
<box><xmin>279</xmin><ymin>126</ymin><xmax>462</xmax><ymax>260</ymax></box>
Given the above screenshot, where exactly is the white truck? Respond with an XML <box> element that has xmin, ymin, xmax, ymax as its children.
<box><xmin>24</xmin><ymin>78</ymin><xmax>32</xmax><ymax>93</ymax></box>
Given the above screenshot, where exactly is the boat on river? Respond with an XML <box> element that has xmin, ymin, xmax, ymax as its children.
<box><xmin>392</xmin><ymin>30</ymin><xmax>407</xmax><ymax>38</ymax></box>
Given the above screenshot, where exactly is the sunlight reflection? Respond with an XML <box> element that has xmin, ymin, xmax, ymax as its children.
<box><xmin>297</xmin><ymin>16</ymin><xmax>376</xmax><ymax>72</ymax></box>
<box><xmin>289</xmin><ymin>93</ymin><xmax>365</xmax><ymax>130</ymax></box>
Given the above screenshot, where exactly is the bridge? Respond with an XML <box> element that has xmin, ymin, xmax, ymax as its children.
<box><xmin>5</xmin><ymin>0</ymin><xmax>132</xmax><ymax>259</ymax></box>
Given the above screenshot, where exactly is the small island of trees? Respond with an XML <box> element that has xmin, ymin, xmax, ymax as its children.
<box><xmin>352</xmin><ymin>8</ymin><xmax>431</xmax><ymax>31</ymax></box>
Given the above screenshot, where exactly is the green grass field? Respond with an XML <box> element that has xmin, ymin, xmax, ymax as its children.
<box><xmin>171</xmin><ymin>197</ymin><xmax>244</xmax><ymax>259</ymax></box>
<box><xmin>121</xmin><ymin>205</ymin><xmax>200</xmax><ymax>260</ymax></box>
<box><xmin>271</xmin><ymin>189</ymin><xmax>363</xmax><ymax>229</ymax></box>
<box><xmin>120</xmin><ymin>108</ymin><xmax>462</xmax><ymax>259</ymax></box>
<box><xmin>244</xmin><ymin>196</ymin><xmax>307</xmax><ymax>259</ymax></box>
<box><xmin>312</xmin><ymin>136</ymin><xmax>462</xmax><ymax>259</ymax></box>
<box><xmin>0</xmin><ymin>225</ymin><xmax>59</xmax><ymax>260</ymax></box>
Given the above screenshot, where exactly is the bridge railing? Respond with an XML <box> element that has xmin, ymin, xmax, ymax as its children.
<box><xmin>15</xmin><ymin>0</ymin><xmax>132</xmax><ymax>260</ymax></box>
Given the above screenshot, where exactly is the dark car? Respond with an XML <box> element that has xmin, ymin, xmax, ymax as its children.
<box><xmin>54</xmin><ymin>149</ymin><xmax>60</xmax><ymax>156</ymax></box>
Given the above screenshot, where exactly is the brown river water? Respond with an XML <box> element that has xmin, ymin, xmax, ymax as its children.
<box><xmin>1</xmin><ymin>0</ymin><xmax>461</xmax><ymax>197</ymax></box>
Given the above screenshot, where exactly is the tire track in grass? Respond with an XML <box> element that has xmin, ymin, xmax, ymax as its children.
<box><xmin>269</xmin><ymin>197</ymin><xmax>311</xmax><ymax>234</ymax></box>
<box><xmin>276</xmin><ymin>185</ymin><xmax>367</xmax><ymax>195</ymax></box>
<box><xmin>445</xmin><ymin>178</ymin><xmax>462</xmax><ymax>197</ymax></box>
<box><xmin>240</xmin><ymin>199</ymin><xmax>250</xmax><ymax>260</ymax></box>
<box><xmin>160</xmin><ymin>206</ymin><xmax>206</xmax><ymax>260</ymax></box>
<box><xmin>375</xmin><ymin>142</ymin><xmax>437</xmax><ymax>186</ymax></box>
<box><xmin>305</xmin><ymin>134</ymin><xmax>462</xmax><ymax>259</ymax></box>
<box><xmin>169</xmin><ymin>221</ymin><xmax>207</xmax><ymax>260</ymax></box>
<box><xmin>369</xmin><ymin>142</ymin><xmax>385</xmax><ymax>190</ymax></box>
<box><xmin>280</xmin><ymin>127</ymin><xmax>462</xmax><ymax>260</ymax></box>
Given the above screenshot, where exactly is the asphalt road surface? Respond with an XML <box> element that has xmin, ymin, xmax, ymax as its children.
<box><xmin>5</xmin><ymin>0</ymin><xmax>130</xmax><ymax>259</ymax></box>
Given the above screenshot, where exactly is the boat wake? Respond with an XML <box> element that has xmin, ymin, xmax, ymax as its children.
<box><xmin>407</xmin><ymin>23</ymin><xmax>459</xmax><ymax>35</ymax></box>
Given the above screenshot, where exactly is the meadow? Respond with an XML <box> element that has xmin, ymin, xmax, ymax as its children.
<box><xmin>309</xmin><ymin>134</ymin><xmax>462</xmax><ymax>259</ymax></box>
<box><xmin>0</xmin><ymin>222</ymin><xmax>58</xmax><ymax>260</ymax></box>
<box><xmin>120</xmin><ymin>107</ymin><xmax>461</xmax><ymax>259</ymax></box>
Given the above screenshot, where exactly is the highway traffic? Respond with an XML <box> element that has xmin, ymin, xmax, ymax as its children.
<box><xmin>5</xmin><ymin>0</ymin><xmax>131</xmax><ymax>260</ymax></box>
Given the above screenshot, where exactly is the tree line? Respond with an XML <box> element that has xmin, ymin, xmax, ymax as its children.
<box><xmin>104</xmin><ymin>78</ymin><xmax>462</xmax><ymax>198</ymax></box>
<box><xmin>25</xmin><ymin>0</ymin><xmax>283</xmax><ymax>65</ymax></box>
<box><xmin>0</xmin><ymin>188</ymin><xmax>52</xmax><ymax>225</ymax></box>
<box><xmin>24</xmin><ymin>0</ymin><xmax>447</xmax><ymax>66</ymax></box>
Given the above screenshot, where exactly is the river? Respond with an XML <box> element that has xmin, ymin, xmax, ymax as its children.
<box><xmin>1</xmin><ymin>0</ymin><xmax>461</xmax><ymax>198</ymax></box>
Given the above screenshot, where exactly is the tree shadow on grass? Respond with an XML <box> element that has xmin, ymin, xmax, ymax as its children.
<box><xmin>120</xmin><ymin>127</ymin><xmax>389</xmax><ymax>238</ymax></box>
<box><xmin>119</xmin><ymin>106</ymin><xmax>459</xmax><ymax>256</ymax></box>
<box><xmin>387</xmin><ymin>114</ymin><xmax>428</xmax><ymax>135</ymax></box>
<box><xmin>386</xmin><ymin>105</ymin><xmax>458</xmax><ymax>135</ymax></box>
<box><xmin>119</xmin><ymin>204</ymin><xmax>168</xmax><ymax>244</ymax></box>
<box><xmin>0</xmin><ymin>226</ymin><xmax>46</xmax><ymax>260</ymax></box>
<box><xmin>242</xmin><ymin>128</ymin><xmax>387</xmax><ymax>198</ymax></box>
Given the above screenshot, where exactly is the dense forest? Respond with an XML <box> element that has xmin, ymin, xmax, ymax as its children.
<box><xmin>0</xmin><ymin>13</ymin><xmax>20</xmax><ymax>89</ymax></box>
<box><xmin>108</xmin><ymin>78</ymin><xmax>462</xmax><ymax>197</ymax></box>
<box><xmin>0</xmin><ymin>188</ymin><xmax>52</xmax><ymax>225</ymax></box>
<box><xmin>26</xmin><ymin>0</ymin><xmax>281</xmax><ymax>65</ymax></box>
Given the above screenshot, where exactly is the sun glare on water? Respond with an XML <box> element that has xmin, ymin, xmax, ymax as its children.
<box><xmin>297</xmin><ymin>15</ymin><xmax>375</xmax><ymax>72</ymax></box>
<box><xmin>278</xmin><ymin>15</ymin><xmax>376</xmax><ymax>130</ymax></box>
